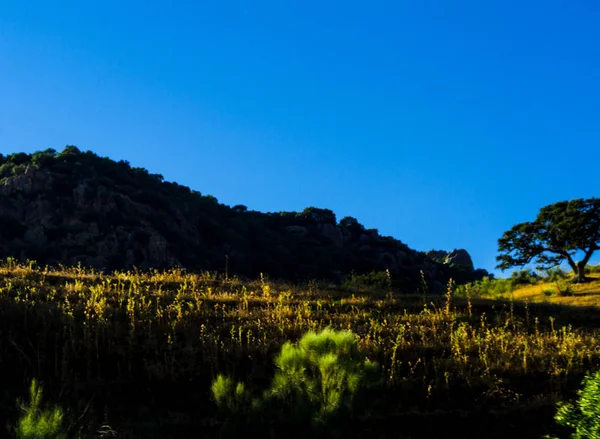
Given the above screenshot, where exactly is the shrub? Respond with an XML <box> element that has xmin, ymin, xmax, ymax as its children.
<box><xmin>549</xmin><ymin>369</ymin><xmax>600</xmax><ymax>438</ymax></box>
<box><xmin>343</xmin><ymin>271</ymin><xmax>390</xmax><ymax>292</ymax></box>
<box><xmin>211</xmin><ymin>328</ymin><xmax>379</xmax><ymax>429</ymax></box>
<box><xmin>14</xmin><ymin>379</ymin><xmax>67</xmax><ymax>439</ymax></box>
<box><xmin>555</xmin><ymin>280</ymin><xmax>574</xmax><ymax>297</ymax></box>
<box><xmin>12</xmin><ymin>164</ymin><xmax>28</xmax><ymax>176</ymax></box>
<box><xmin>546</xmin><ymin>267</ymin><xmax>569</xmax><ymax>282</ymax></box>
<box><xmin>267</xmin><ymin>328</ymin><xmax>377</xmax><ymax>423</ymax></box>
<box><xmin>510</xmin><ymin>269</ymin><xmax>539</xmax><ymax>288</ymax></box>
<box><xmin>543</xmin><ymin>288</ymin><xmax>555</xmax><ymax>297</ymax></box>
<box><xmin>456</xmin><ymin>276</ymin><xmax>512</xmax><ymax>298</ymax></box>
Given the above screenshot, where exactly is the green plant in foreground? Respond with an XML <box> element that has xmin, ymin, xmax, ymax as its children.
<box><xmin>212</xmin><ymin>328</ymin><xmax>378</xmax><ymax>427</ymax></box>
<box><xmin>268</xmin><ymin>328</ymin><xmax>377</xmax><ymax>423</ymax></box>
<box><xmin>14</xmin><ymin>379</ymin><xmax>66</xmax><ymax>439</ymax></box>
<box><xmin>548</xmin><ymin>370</ymin><xmax>600</xmax><ymax>439</ymax></box>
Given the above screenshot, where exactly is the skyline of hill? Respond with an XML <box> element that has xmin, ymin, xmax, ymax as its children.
<box><xmin>0</xmin><ymin>146</ymin><xmax>488</xmax><ymax>290</ymax></box>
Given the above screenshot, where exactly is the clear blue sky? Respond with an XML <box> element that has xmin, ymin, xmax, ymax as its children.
<box><xmin>1</xmin><ymin>1</ymin><xmax>599</xmax><ymax>275</ymax></box>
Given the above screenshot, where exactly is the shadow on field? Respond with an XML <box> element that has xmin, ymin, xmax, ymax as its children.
<box><xmin>1</xmin><ymin>281</ymin><xmax>596</xmax><ymax>438</ymax></box>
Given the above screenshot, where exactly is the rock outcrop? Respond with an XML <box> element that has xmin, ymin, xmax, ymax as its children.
<box><xmin>426</xmin><ymin>249</ymin><xmax>475</xmax><ymax>271</ymax></box>
<box><xmin>444</xmin><ymin>249</ymin><xmax>474</xmax><ymax>271</ymax></box>
<box><xmin>426</xmin><ymin>250</ymin><xmax>447</xmax><ymax>262</ymax></box>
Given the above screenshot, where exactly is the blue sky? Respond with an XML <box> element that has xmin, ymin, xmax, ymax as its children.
<box><xmin>1</xmin><ymin>1</ymin><xmax>599</xmax><ymax>275</ymax></box>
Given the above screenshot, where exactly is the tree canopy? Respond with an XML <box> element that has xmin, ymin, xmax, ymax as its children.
<box><xmin>496</xmin><ymin>198</ymin><xmax>600</xmax><ymax>282</ymax></box>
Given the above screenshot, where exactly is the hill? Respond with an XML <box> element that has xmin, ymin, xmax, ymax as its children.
<box><xmin>0</xmin><ymin>146</ymin><xmax>488</xmax><ymax>290</ymax></box>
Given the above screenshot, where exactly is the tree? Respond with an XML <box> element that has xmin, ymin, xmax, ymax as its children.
<box><xmin>497</xmin><ymin>198</ymin><xmax>600</xmax><ymax>283</ymax></box>
<box><xmin>58</xmin><ymin>145</ymin><xmax>81</xmax><ymax>157</ymax></box>
<box><xmin>233</xmin><ymin>204</ymin><xmax>248</xmax><ymax>213</ymax></box>
<box><xmin>297</xmin><ymin>207</ymin><xmax>336</xmax><ymax>225</ymax></box>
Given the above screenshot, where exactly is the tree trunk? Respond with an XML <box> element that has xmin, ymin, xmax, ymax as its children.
<box><xmin>575</xmin><ymin>261</ymin><xmax>588</xmax><ymax>283</ymax></box>
<box><xmin>574</xmin><ymin>248</ymin><xmax>596</xmax><ymax>283</ymax></box>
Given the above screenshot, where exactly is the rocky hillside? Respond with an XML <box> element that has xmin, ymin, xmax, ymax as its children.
<box><xmin>0</xmin><ymin>147</ymin><xmax>488</xmax><ymax>290</ymax></box>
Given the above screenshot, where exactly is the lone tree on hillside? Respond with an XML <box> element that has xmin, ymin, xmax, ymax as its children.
<box><xmin>496</xmin><ymin>197</ymin><xmax>600</xmax><ymax>283</ymax></box>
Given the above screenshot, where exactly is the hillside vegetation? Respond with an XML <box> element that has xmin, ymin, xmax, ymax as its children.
<box><xmin>459</xmin><ymin>266</ymin><xmax>600</xmax><ymax>307</ymax></box>
<box><xmin>0</xmin><ymin>146</ymin><xmax>487</xmax><ymax>290</ymax></box>
<box><xmin>2</xmin><ymin>260</ymin><xmax>600</xmax><ymax>438</ymax></box>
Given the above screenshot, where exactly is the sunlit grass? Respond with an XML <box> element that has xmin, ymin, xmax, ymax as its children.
<box><xmin>1</xmin><ymin>259</ymin><xmax>600</xmax><ymax>437</ymax></box>
<box><xmin>510</xmin><ymin>273</ymin><xmax>600</xmax><ymax>306</ymax></box>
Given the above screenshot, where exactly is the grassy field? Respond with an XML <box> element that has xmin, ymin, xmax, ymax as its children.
<box><xmin>1</xmin><ymin>260</ymin><xmax>600</xmax><ymax>438</ymax></box>
<box><xmin>509</xmin><ymin>273</ymin><xmax>600</xmax><ymax>307</ymax></box>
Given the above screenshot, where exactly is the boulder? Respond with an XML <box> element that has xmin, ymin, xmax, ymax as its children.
<box><xmin>444</xmin><ymin>249</ymin><xmax>474</xmax><ymax>271</ymax></box>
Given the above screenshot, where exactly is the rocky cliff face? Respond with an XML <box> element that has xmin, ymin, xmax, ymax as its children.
<box><xmin>0</xmin><ymin>147</ymin><xmax>488</xmax><ymax>289</ymax></box>
<box><xmin>2</xmin><ymin>165</ymin><xmax>173</xmax><ymax>268</ymax></box>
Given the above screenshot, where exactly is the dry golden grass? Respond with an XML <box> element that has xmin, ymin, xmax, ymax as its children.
<box><xmin>510</xmin><ymin>273</ymin><xmax>600</xmax><ymax>307</ymax></box>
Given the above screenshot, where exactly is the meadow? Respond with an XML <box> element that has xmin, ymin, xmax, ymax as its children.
<box><xmin>2</xmin><ymin>259</ymin><xmax>600</xmax><ymax>438</ymax></box>
<box><xmin>505</xmin><ymin>273</ymin><xmax>600</xmax><ymax>307</ymax></box>
<box><xmin>456</xmin><ymin>267</ymin><xmax>600</xmax><ymax>305</ymax></box>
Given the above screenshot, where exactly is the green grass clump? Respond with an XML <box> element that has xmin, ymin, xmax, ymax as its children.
<box><xmin>211</xmin><ymin>375</ymin><xmax>249</xmax><ymax>413</ymax></box>
<box><xmin>14</xmin><ymin>379</ymin><xmax>66</xmax><ymax>439</ymax></box>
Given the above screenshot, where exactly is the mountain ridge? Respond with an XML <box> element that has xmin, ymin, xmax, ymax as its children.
<box><xmin>0</xmin><ymin>146</ymin><xmax>489</xmax><ymax>291</ymax></box>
